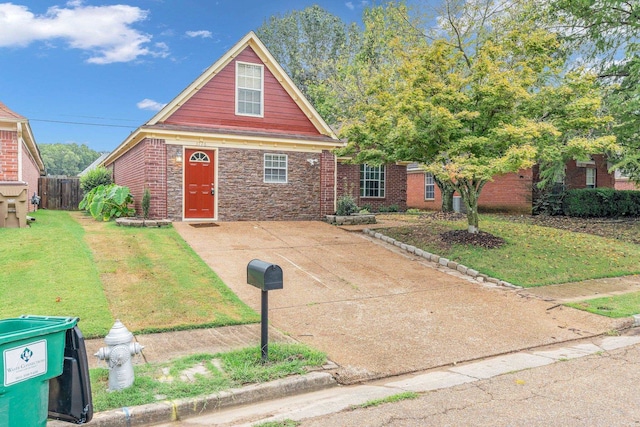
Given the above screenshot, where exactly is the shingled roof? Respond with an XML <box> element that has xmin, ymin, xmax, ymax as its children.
<box><xmin>0</xmin><ymin>101</ymin><xmax>26</xmax><ymax>122</ymax></box>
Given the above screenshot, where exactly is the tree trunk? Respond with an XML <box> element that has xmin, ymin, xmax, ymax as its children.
<box><xmin>456</xmin><ymin>179</ymin><xmax>486</xmax><ymax>234</ymax></box>
<box><xmin>435</xmin><ymin>177</ymin><xmax>455</xmax><ymax>212</ymax></box>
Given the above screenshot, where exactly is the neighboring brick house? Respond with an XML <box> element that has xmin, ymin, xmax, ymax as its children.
<box><xmin>407</xmin><ymin>154</ymin><xmax>614</xmax><ymax>214</ymax></box>
<box><xmin>337</xmin><ymin>161</ymin><xmax>407</xmax><ymax>212</ymax></box>
<box><xmin>102</xmin><ymin>32</ymin><xmax>347</xmax><ymax>221</ymax></box>
<box><xmin>0</xmin><ymin>101</ymin><xmax>46</xmax><ymax>211</ymax></box>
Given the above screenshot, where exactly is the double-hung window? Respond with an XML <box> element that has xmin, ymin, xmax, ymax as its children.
<box><xmin>360</xmin><ymin>164</ymin><xmax>385</xmax><ymax>198</ymax></box>
<box><xmin>264</xmin><ymin>154</ymin><xmax>287</xmax><ymax>183</ymax></box>
<box><xmin>586</xmin><ymin>168</ymin><xmax>596</xmax><ymax>188</ymax></box>
<box><xmin>236</xmin><ymin>62</ymin><xmax>263</xmax><ymax>116</ymax></box>
<box><xmin>424</xmin><ymin>172</ymin><xmax>435</xmax><ymax>200</ymax></box>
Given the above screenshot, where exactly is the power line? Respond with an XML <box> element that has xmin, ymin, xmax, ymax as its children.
<box><xmin>30</xmin><ymin>118</ymin><xmax>138</xmax><ymax>129</ymax></box>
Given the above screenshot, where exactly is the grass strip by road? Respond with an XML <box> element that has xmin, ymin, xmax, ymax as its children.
<box><xmin>91</xmin><ymin>343</ymin><xmax>326</xmax><ymax>412</ymax></box>
<box><xmin>0</xmin><ymin>211</ymin><xmax>258</xmax><ymax>337</ymax></box>
<box><xmin>566</xmin><ymin>293</ymin><xmax>640</xmax><ymax>318</ymax></box>
<box><xmin>353</xmin><ymin>392</ymin><xmax>420</xmax><ymax>409</ymax></box>
<box><xmin>380</xmin><ymin>214</ymin><xmax>640</xmax><ymax>287</ymax></box>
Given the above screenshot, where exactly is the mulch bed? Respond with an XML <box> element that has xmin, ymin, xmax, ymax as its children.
<box><xmin>440</xmin><ymin>229</ymin><xmax>506</xmax><ymax>249</ymax></box>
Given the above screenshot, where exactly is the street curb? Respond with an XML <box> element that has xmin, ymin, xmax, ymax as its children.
<box><xmin>48</xmin><ymin>372</ymin><xmax>336</xmax><ymax>427</ymax></box>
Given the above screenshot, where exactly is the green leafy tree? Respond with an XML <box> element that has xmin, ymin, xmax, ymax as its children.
<box><xmin>340</xmin><ymin>0</ymin><xmax>617</xmax><ymax>233</ymax></box>
<box><xmin>256</xmin><ymin>5</ymin><xmax>358</xmax><ymax>125</ymax></box>
<box><xmin>39</xmin><ymin>143</ymin><xmax>100</xmax><ymax>176</ymax></box>
<box><xmin>550</xmin><ymin>0</ymin><xmax>640</xmax><ymax>182</ymax></box>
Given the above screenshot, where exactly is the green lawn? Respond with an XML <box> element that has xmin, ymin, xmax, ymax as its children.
<box><xmin>381</xmin><ymin>215</ymin><xmax>640</xmax><ymax>287</ymax></box>
<box><xmin>0</xmin><ymin>210</ymin><xmax>257</xmax><ymax>337</ymax></box>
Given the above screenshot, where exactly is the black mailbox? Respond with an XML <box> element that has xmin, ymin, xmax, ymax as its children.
<box><xmin>247</xmin><ymin>259</ymin><xmax>283</xmax><ymax>291</ymax></box>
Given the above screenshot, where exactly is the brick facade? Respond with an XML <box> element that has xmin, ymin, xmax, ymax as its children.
<box><xmin>0</xmin><ymin>130</ymin><xmax>18</xmax><ymax>181</ymax></box>
<box><xmin>408</xmin><ymin>155</ymin><xmax>616</xmax><ymax>214</ymax></box>
<box><xmin>337</xmin><ymin>163</ymin><xmax>407</xmax><ymax>212</ymax></box>
<box><xmin>0</xmin><ymin>129</ymin><xmax>41</xmax><ymax>211</ymax></box>
<box><xmin>564</xmin><ymin>155</ymin><xmax>614</xmax><ymax>190</ymax></box>
<box><xmin>408</xmin><ymin>170</ymin><xmax>532</xmax><ymax>214</ymax></box>
<box><xmin>320</xmin><ymin>150</ymin><xmax>336</xmax><ymax>216</ymax></box>
<box><xmin>217</xmin><ymin>148</ymin><xmax>322</xmax><ymax>221</ymax></box>
<box><xmin>112</xmin><ymin>138</ymin><xmax>168</xmax><ymax>219</ymax></box>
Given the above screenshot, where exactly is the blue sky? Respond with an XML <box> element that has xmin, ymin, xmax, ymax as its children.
<box><xmin>0</xmin><ymin>1</ymin><xmax>377</xmax><ymax>153</ymax></box>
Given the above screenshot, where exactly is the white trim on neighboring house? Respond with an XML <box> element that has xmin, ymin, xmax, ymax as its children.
<box><xmin>586</xmin><ymin>168</ymin><xmax>596</xmax><ymax>188</ymax></box>
<box><xmin>424</xmin><ymin>172</ymin><xmax>435</xmax><ymax>200</ymax></box>
<box><xmin>360</xmin><ymin>164</ymin><xmax>386</xmax><ymax>198</ymax></box>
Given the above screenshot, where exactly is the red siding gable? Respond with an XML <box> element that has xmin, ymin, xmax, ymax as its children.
<box><xmin>163</xmin><ymin>46</ymin><xmax>322</xmax><ymax>136</ymax></box>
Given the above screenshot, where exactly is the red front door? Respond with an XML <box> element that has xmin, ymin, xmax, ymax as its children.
<box><xmin>185</xmin><ymin>149</ymin><xmax>215</xmax><ymax>219</ymax></box>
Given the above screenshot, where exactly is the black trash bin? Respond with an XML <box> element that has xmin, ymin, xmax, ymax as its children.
<box><xmin>48</xmin><ymin>325</ymin><xmax>93</xmax><ymax>424</ymax></box>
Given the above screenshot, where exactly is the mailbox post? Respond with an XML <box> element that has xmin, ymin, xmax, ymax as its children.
<box><xmin>247</xmin><ymin>259</ymin><xmax>283</xmax><ymax>362</ymax></box>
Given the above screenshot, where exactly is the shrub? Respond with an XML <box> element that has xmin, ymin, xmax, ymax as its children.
<box><xmin>142</xmin><ymin>188</ymin><xmax>151</xmax><ymax>219</ymax></box>
<box><xmin>533</xmin><ymin>189</ymin><xmax>566</xmax><ymax>216</ymax></box>
<box><xmin>79</xmin><ymin>184</ymin><xmax>135</xmax><ymax>221</ymax></box>
<box><xmin>563</xmin><ymin>188</ymin><xmax>640</xmax><ymax>218</ymax></box>
<box><xmin>336</xmin><ymin>194</ymin><xmax>358</xmax><ymax>216</ymax></box>
<box><xmin>80</xmin><ymin>166</ymin><xmax>112</xmax><ymax>192</ymax></box>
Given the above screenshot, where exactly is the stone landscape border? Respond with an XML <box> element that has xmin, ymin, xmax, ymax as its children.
<box><xmin>115</xmin><ymin>218</ymin><xmax>172</xmax><ymax>228</ymax></box>
<box><xmin>362</xmin><ymin>228</ymin><xmax>521</xmax><ymax>289</ymax></box>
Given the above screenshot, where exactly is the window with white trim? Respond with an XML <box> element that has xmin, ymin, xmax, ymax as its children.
<box><xmin>424</xmin><ymin>172</ymin><xmax>435</xmax><ymax>200</ymax></box>
<box><xmin>586</xmin><ymin>168</ymin><xmax>596</xmax><ymax>188</ymax></box>
<box><xmin>264</xmin><ymin>154</ymin><xmax>287</xmax><ymax>183</ymax></box>
<box><xmin>236</xmin><ymin>62</ymin><xmax>263</xmax><ymax>116</ymax></box>
<box><xmin>360</xmin><ymin>164</ymin><xmax>385</xmax><ymax>198</ymax></box>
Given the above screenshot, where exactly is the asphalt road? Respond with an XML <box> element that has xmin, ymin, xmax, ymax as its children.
<box><xmin>300</xmin><ymin>341</ymin><xmax>640</xmax><ymax>427</ymax></box>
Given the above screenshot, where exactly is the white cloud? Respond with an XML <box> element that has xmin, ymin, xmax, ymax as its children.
<box><xmin>345</xmin><ymin>1</ymin><xmax>368</xmax><ymax>11</ymax></box>
<box><xmin>186</xmin><ymin>30</ymin><xmax>212</xmax><ymax>39</ymax></box>
<box><xmin>137</xmin><ymin>98</ymin><xmax>166</xmax><ymax>111</ymax></box>
<box><xmin>0</xmin><ymin>2</ymin><xmax>167</xmax><ymax>64</ymax></box>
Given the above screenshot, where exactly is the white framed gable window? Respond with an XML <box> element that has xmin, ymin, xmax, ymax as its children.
<box><xmin>264</xmin><ymin>153</ymin><xmax>287</xmax><ymax>183</ymax></box>
<box><xmin>586</xmin><ymin>168</ymin><xmax>596</xmax><ymax>188</ymax></box>
<box><xmin>236</xmin><ymin>62</ymin><xmax>263</xmax><ymax>117</ymax></box>
<box><xmin>424</xmin><ymin>172</ymin><xmax>435</xmax><ymax>200</ymax></box>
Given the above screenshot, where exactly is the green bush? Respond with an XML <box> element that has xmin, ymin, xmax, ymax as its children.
<box><xmin>533</xmin><ymin>189</ymin><xmax>566</xmax><ymax>216</ymax></box>
<box><xmin>142</xmin><ymin>188</ymin><xmax>151</xmax><ymax>219</ymax></box>
<box><xmin>563</xmin><ymin>188</ymin><xmax>640</xmax><ymax>217</ymax></box>
<box><xmin>79</xmin><ymin>184</ymin><xmax>135</xmax><ymax>221</ymax></box>
<box><xmin>80</xmin><ymin>166</ymin><xmax>113</xmax><ymax>192</ymax></box>
<box><xmin>336</xmin><ymin>194</ymin><xmax>358</xmax><ymax>216</ymax></box>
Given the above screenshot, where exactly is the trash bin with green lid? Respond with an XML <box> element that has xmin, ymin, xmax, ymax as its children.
<box><xmin>0</xmin><ymin>315</ymin><xmax>79</xmax><ymax>426</ymax></box>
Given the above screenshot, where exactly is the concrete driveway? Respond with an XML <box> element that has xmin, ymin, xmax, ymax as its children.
<box><xmin>174</xmin><ymin>221</ymin><xmax>619</xmax><ymax>384</ymax></box>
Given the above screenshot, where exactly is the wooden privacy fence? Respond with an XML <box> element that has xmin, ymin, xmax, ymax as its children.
<box><xmin>38</xmin><ymin>176</ymin><xmax>82</xmax><ymax>210</ymax></box>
